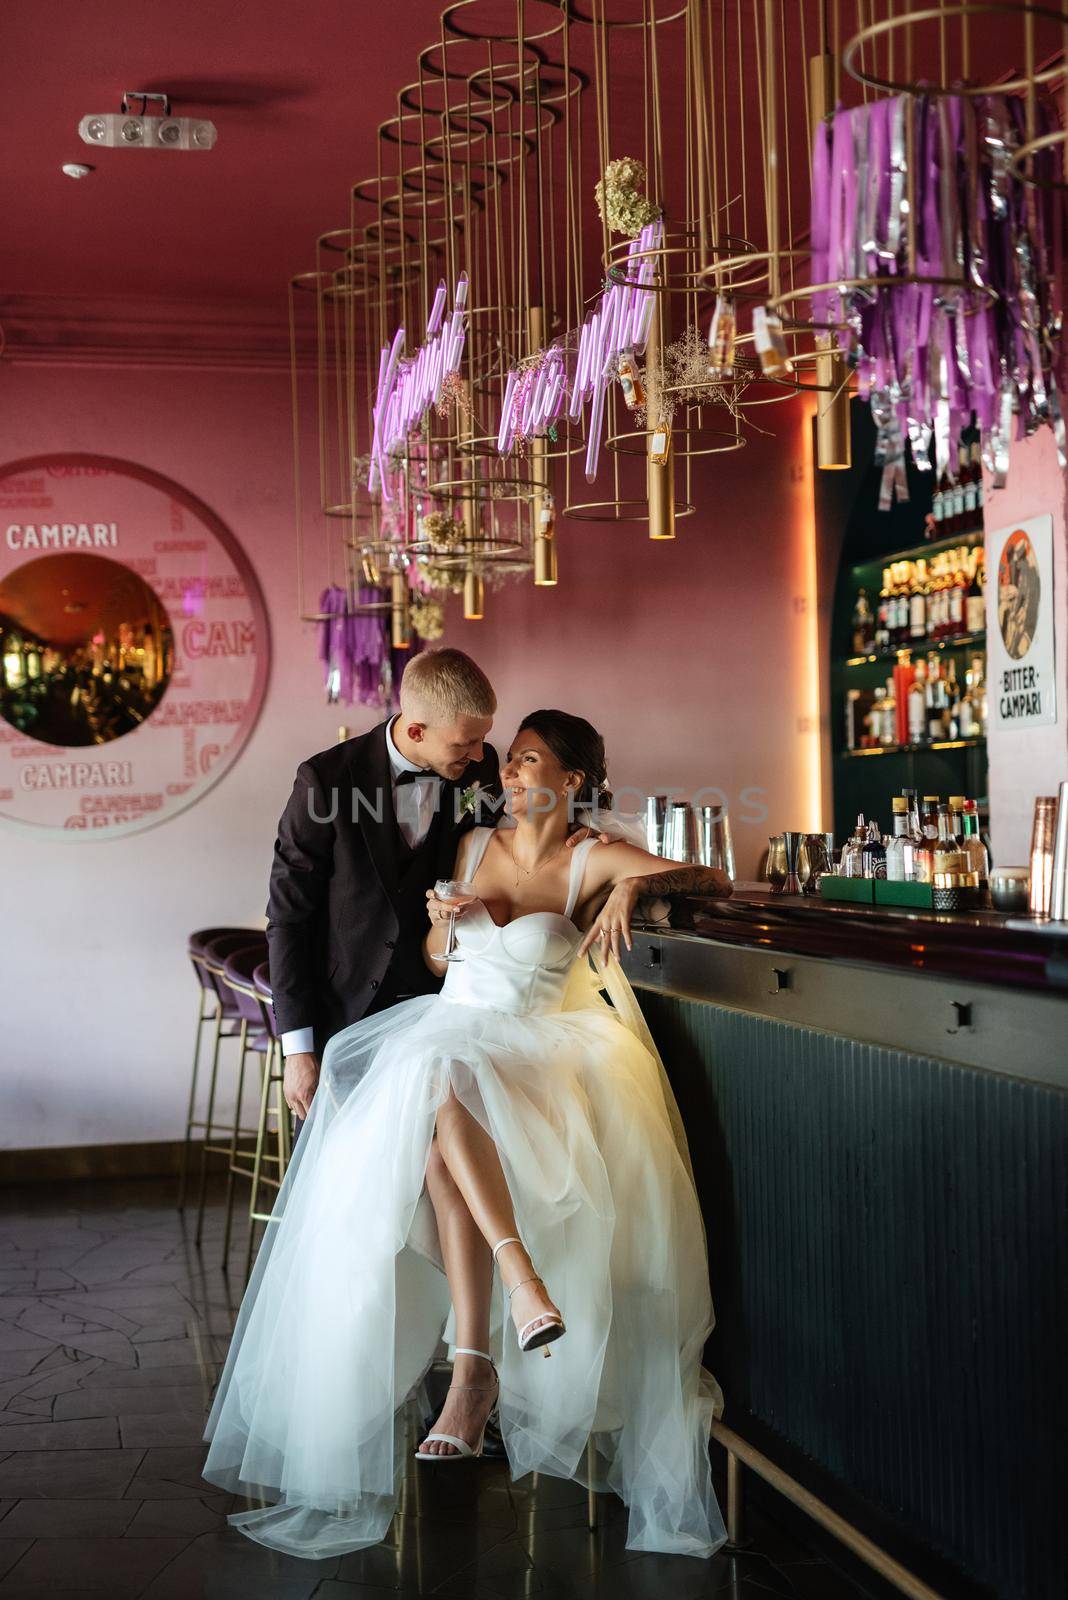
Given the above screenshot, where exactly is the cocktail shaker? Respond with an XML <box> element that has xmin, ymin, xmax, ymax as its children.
<box><xmin>1050</xmin><ymin>780</ymin><xmax>1068</xmax><ymax>921</ymax></box>
<box><xmin>664</xmin><ymin>801</ymin><xmax>696</xmax><ymax>862</ymax></box>
<box><xmin>1028</xmin><ymin>795</ymin><xmax>1059</xmax><ymax>916</ymax></box>
<box><xmin>694</xmin><ymin>805</ymin><xmax>735</xmax><ymax>877</ymax></box>
<box><xmin>645</xmin><ymin>794</ymin><xmax>670</xmax><ymax>857</ymax></box>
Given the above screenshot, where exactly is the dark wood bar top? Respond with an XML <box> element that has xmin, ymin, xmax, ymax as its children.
<box><xmin>635</xmin><ymin>885</ymin><xmax>1068</xmax><ymax>995</ymax></box>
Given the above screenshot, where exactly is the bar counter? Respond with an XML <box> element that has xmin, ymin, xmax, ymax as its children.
<box><xmin>620</xmin><ymin>889</ymin><xmax>1066</xmax><ymax>1600</ymax></box>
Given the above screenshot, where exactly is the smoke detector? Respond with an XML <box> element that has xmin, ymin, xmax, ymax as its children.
<box><xmin>79</xmin><ymin>92</ymin><xmax>217</xmax><ymax>152</ymax></box>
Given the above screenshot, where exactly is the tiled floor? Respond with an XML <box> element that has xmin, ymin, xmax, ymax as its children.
<box><xmin>0</xmin><ymin>1178</ymin><xmax>875</xmax><ymax>1600</ymax></box>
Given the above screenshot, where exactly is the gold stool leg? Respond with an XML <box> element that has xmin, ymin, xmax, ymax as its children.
<box><xmin>726</xmin><ymin>1447</ymin><xmax>744</xmax><ymax>1546</ymax></box>
<box><xmin>586</xmin><ymin>1436</ymin><xmax>598</xmax><ymax>1530</ymax></box>
<box><xmin>194</xmin><ymin>1009</ymin><xmax>226</xmax><ymax>1246</ymax></box>
<box><xmin>244</xmin><ymin>1038</ymin><xmax>275</xmax><ymax>1284</ymax></box>
<box><xmin>221</xmin><ymin>1019</ymin><xmax>251</xmax><ymax>1267</ymax></box>
<box><xmin>177</xmin><ymin>990</ymin><xmax>215</xmax><ymax>1209</ymax></box>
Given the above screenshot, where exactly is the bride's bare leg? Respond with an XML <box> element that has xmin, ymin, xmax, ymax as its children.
<box><xmin>433</xmin><ymin>1084</ymin><xmax>562</xmax><ymax>1348</ymax></box>
<box><xmin>417</xmin><ymin>1136</ymin><xmax>496</xmax><ymax>1457</ymax></box>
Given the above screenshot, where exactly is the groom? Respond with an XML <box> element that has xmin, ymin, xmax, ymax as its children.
<box><xmin>267</xmin><ymin>648</ymin><xmax>503</xmax><ymax>1141</ymax></box>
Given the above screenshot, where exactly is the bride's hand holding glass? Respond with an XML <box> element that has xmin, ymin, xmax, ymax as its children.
<box><xmin>428</xmin><ymin>879</ymin><xmax>478</xmax><ymax>962</ymax></box>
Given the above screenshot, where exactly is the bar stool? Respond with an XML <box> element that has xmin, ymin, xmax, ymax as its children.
<box><xmin>178</xmin><ymin>926</ymin><xmax>261</xmax><ymax>1210</ymax></box>
<box><xmin>217</xmin><ymin>945</ymin><xmax>276</xmax><ymax>1268</ymax></box>
<box><xmin>190</xmin><ymin>931</ymin><xmax>268</xmax><ymax>1245</ymax></box>
<box><xmin>244</xmin><ymin>962</ymin><xmax>292</xmax><ymax>1283</ymax></box>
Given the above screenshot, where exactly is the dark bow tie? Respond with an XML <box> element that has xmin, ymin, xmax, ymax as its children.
<box><xmin>394</xmin><ymin>765</ymin><xmax>442</xmax><ymax>786</ymax></box>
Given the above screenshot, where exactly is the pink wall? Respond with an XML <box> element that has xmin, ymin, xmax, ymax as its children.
<box><xmin>984</xmin><ymin>428</ymin><xmax>1068</xmax><ymax>865</ymax></box>
<box><xmin>0</xmin><ymin>355</ymin><xmax>820</xmax><ymax>1151</ymax></box>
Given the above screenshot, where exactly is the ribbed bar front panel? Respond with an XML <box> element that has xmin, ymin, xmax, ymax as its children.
<box><xmin>641</xmin><ymin>994</ymin><xmax>1066</xmax><ymax>1600</ymax></box>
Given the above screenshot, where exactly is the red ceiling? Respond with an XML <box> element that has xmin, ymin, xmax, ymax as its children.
<box><xmin>3</xmin><ymin>1</ymin><xmax>447</xmax><ymax>309</ymax></box>
<box><xmin>3</xmin><ymin>0</ymin><xmax>1046</xmax><ymax>327</ymax></box>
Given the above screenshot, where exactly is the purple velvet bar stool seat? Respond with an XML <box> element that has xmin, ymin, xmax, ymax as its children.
<box><xmin>185</xmin><ymin>930</ymin><xmax>268</xmax><ymax>1245</ymax></box>
<box><xmin>179</xmin><ymin>927</ymin><xmax>267</xmax><ymax>1211</ymax></box>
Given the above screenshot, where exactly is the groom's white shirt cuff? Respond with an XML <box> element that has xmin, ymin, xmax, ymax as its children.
<box><xmin>281</xmin><ymin>1027</ymin><xmax>315</xmax><ymax>1057</ymax></box>
<box><xmin>281</xmin><ymin>719</ymin><xmax>435</xmax><ymax>1060</ymax></box>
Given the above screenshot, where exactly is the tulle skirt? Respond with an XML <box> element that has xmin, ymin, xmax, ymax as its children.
<box><xmin>201</xmin><ymin>988</ymin><xmax>727</xmax><ymax>1562</ymax></box>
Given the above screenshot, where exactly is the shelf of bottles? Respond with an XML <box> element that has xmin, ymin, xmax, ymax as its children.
<box><xmin>831</xmin><ymin>791</ymin><xmax>991</xmax><ymax>913</ymax></box>
<box><xmin>830</xmin><ymin>425</ymin><xmax>988</xmax><ymax>844</ymax></box>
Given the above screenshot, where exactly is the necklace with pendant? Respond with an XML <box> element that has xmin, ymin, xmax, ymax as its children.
<box><xmin>508</xmin><ymin>832</ymin><xmax>569</xmax><ymax>890</ymax></box>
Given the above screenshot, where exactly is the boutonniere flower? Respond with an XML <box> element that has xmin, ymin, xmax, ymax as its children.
<box><xmin>458</xmin><ymin>780</ymin><xmax>482</xmax><ymax>816</ymax></box>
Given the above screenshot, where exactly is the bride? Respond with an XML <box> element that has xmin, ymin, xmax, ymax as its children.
<box><xmin>202</xmin><ymin>708</ymin><xmax>733</xmax><ymax>1561</ymax></box>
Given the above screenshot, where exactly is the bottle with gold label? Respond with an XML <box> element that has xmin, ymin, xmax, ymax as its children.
<box><xmin>707</xmin><ymin>292</ymin><xmax>737</xmax><ymax>379</ymax></box>
<box><xmin>616</xmin><ymin>351</ymin><xmax>645</xmax><ymax>410</ymax></box>
<box><xmin>648</xmin><ymin>419</ymin><xmax>671</xmax><ymax>465</ymax></box>
<box><xmin>752</xmin><ymin>306</ymin><xmax>793</xmax><ymax>380</ymax></box>
<box><xmin>537</xmin><ymin>493</ymin><xmax>555</xmax><ymax>538</ymax></box>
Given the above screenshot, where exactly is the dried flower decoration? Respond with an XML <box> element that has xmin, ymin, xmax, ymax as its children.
<box><xmin>410</xmin><ymin>593</ymin><xmax>445</xmax><ymax>639</ymax></box>
<box><xmin>594</xmin><ymin>157</ymin><xmax>661</xmax><ymax>239</ymax></box>
<box><xmin>418</xmin><ymin>511</ymin><xmax>465</xmax><ymax>552</ymax></box>
<box><xmin>435</xmin><ymin>369</ymin><xmax>473</xmax><ymax>421</ymax></box>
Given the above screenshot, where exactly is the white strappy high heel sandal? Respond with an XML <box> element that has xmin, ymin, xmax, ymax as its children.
<box><xmin>492</xmin><ymin>1235</ymin><xmax>566</xmax><ymax>1356</ymax></box>
<box><xmin>413</xmin><ymin>1347</ymin><xmax>499</xmax><ymax>1461</ymax></box>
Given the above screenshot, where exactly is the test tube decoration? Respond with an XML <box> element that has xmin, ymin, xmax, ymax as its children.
<box><xmin>707</xmin><ymin>292</ymin><xmax>737</xmax><ymax>379</ymax></box>
<box><xmin>753</xmin><ymin>305</ymin><xmax>793</xmax><ymax>380</ymax></box>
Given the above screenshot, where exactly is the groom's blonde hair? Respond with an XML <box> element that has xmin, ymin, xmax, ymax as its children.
<box><xmin>400</xmin><ymin>648</ymin><xmax>496</xmax><ymax>724</ymax></box>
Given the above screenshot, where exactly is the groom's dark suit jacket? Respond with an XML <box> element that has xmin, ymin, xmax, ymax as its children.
<box><xmin>266</xmin><ymin>719</ymin><xmax>502</xmax><ymax>1057</ymax></box>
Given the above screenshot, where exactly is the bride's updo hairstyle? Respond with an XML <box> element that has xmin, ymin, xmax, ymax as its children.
<box><xmin>517</xmin><ymin>709</ymin><xmax>613</xmax><ymax>814</ymax></box>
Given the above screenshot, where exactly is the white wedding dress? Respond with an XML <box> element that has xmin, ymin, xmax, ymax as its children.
<box><xmin>202</xmin><ymin>828</ymin><xmax>726</xmax><ymax>1561</ymax></box>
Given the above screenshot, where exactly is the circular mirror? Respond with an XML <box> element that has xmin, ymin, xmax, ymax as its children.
<box><xmin>0</xmin><ymin>552</ymin><xmax>174</xmax><ymax>746</ymax></box>
<box><xmin>0</xmin><ymin>455</ymin><xmax>269</xmax><ymax>836</ymax></box>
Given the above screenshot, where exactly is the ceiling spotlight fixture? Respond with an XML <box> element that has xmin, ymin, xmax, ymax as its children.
<box><xmin>61</xmin><ymin>162</ymin><xmax>93</xmax><ymax>179</ymax></box>
<box><xmin>78</xmin><ymin>91</ymin><xmax>217</xmax><ymax>153</ymax></box>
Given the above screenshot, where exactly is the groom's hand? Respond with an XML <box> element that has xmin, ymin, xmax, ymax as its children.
<box><xmin>565</xmin><ymin>825</ymin><xmax>613</xmax><ymax>847</ymax></box>
<box><xmin>284</xmin><ymin>1052</ymin><xmax>320</xmax><ymax>1120</ymax></box>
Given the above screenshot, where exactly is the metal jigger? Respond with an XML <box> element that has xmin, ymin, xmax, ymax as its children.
<box><xmin>781</xmin><ymin>831</ymin><xmax>805</xmax><ymax>894</ymax></box>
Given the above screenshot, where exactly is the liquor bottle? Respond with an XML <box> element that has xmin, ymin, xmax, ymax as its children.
<box><xmin>946</xmin><ymin>567</ymin><xmax>966</xmax><ymax>638</ymax></box>
<box><xmin>960</xmin><ymin>800</ymin><xmax>990</xmax><ymax>893</ymax></box>
<box><xmin>965</xmin><ymin>556</ymin><xmax>985</xmax><ymax>636</ymax></box>
<box><xmin>974</xmin><ymin>655</ymin><xmax>988</xmax><ymax>735</ymax></box>
<box><xmin>931</xmin><ymin>470</ymin><xmax>946</xmax><ymax>530</ymax></box>
<box><xmin>932</xmin><ymin>804</ymin><xmax>960</xmax><ymax>873</ymax></box>
<box><xmin>907</xmin><ymin>659</ymin><xmax>928</xmax><ymax>745</ymax></box>
<box><xmin>925</xmin><ymin>576</ymin><xmax>940</xmax><ymax>641</ymax></box>
<box><xmin>901</xmin><ymin>786</ymin><xmax>922</xmax><ymax>839</ymax></box>
<box><xmin>707</xmin><ymin>292</ymin><xmax>737</xmax><ymax>379</ymax></box>
<box><xmin>951</xmin><ymin>442</ymin><xmax>967</xmax><ymax>532</ymax></box>
<box><xmin>753</xmin><ymin>306</ymin><xmax>793</xmax><ymax>379</ymax></box>
<box><xmin>962</xmin><ymin>438</ymin><xmax>979</xmax><ymax>532</ymax></box>
<box><xmin>944</xmin><ymin>660</ymin><xmax>961</xmax><ymax>739</ymax></box>
<box><xmin>616</xmin><ymin>351</ymin><xmax>645</xmax><ymax>410</ymax></box>
<box><xmin>886</xmin><ymin>797</ymin><xmax>917</xmax><ymax>881</ymax></box>
<box><xmin>880</xmin><ymin>677</ymin><xmax>898</xmax><ymax>745</ymax></box>
<box><xmin>947</xmin><ymin>795</ymin><xmax>966</xmax><ymax>842</ymax></box>
<box><xmin>875</xmin><ymin>580</ymin><xmax>890</xmax><ymax>651</ymax></box>
<box><xmin>926</xmin><ymin>657</ymin><xmax>946</xmax><ymax>741</ymax></box>
<box><xmin>868</xmin><ymin>688</ymin><xmax>886</xmax><ymax>747</ymax></box>
<box><xmin>971</xmin><ymin>434</ymin><xmax>985</xmax><ymax>521</ymax></box>
<box><xmin>892</xmin><ymin>581</ymin><xmax>908</xmax><ymax>648</ymax></box>
<box><xmin>861</xmin><ymin>818</ymin><xmax>887</xmax><ymax>879</ymax></box>
<box><xmin>648</xmin><ymin>420</ymin><xmax>671</xmax><ymax>465</ymax></box>
<box><xmin>909</xmin><ymin>571</ymin><xmax>928</xmax><ymax>641</ymax></box>
<box><xmin>841</xmin><ymin>815</ymin><xmax>867</xmax><ymax>878</ymax></box>
<box><xmin>852</xmin><ymin>588</ymin><xmax>874</xmax><ymax>654</ymax></box>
